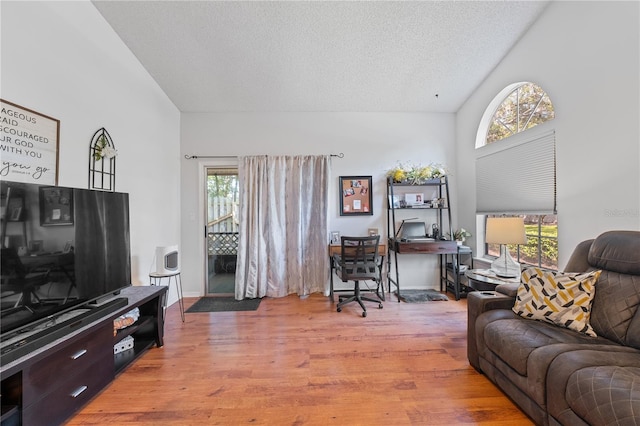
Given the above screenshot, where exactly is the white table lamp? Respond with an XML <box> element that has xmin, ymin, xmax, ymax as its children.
<box><xmin>486</xmin><ymin>217</ymin><xmax>527</xmax><ymax>278</ymax></box>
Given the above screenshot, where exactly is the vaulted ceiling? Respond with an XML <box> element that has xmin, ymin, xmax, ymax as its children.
<box><xmin>92</xmin><ymin>1</ymin><xmax>549</xmax><ymax>113</ymax></box>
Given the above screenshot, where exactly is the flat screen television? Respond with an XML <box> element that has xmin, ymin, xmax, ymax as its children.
<box><xmin>0</xmin><ymin>180</ymin><xmax>131</xmax><ymax>340</ymax></box>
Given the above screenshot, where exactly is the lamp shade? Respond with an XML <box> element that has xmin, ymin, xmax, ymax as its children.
<box><xmin>486</xmin><ymin>217</ymin><xmax>526</xmax><ymax>245</ymax></box>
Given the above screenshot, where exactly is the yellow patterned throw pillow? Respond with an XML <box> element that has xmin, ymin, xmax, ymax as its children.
<box><xmin>513</xmin><ymin>267</ymin><xmax>602</xmax><ymax>336</ymax></box>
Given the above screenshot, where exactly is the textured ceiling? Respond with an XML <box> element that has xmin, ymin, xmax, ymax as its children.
<box><xmin>92</xmin><ymin>1</ymin><xmax>549</xmax><ymax>113</ymax></box>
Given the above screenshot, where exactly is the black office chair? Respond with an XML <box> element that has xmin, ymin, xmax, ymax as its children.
<box><xmin>1</xmin><ymin>248</ymin><xmax>49</xmax><ymax>312</ymax></box>
<box><xmin>333</xmin><ymin>235</ymin><xmax>383</xmax><ymax>317</ymax></box>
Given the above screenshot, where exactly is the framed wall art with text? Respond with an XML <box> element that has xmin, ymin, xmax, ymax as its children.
<box><xmin>1</xmin><ymin>99</ymin><xmax>60</xmax><ymax>185</ymax></box>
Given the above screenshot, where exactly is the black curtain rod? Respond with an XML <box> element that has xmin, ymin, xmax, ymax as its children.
<box><xmin>184</xmin><ymin>153</ymin><xmax>344</xmax><ymax>159</ymax></box>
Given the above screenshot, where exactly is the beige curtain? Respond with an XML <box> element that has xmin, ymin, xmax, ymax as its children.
<box><xmin>235</xmin><ymin>155</ymin><xmax>330</xmax><ymax>299</ymax></box>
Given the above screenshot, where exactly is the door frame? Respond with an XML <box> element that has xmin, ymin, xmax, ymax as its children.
<box><xmin>198</xmin><ymin>158</ymin><xmax>239</xmax><ymax>297</ymax></box>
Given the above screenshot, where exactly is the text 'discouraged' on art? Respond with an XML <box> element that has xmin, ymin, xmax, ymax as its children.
<box><xmin>1</xmin><ymin>99</ymin><xmax>59</xmax><ymax>185</ymax></box>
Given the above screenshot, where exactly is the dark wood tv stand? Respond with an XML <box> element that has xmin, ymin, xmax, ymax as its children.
<box><xmin>0</xmin><ymin>285</ymin><xmax>167</xmax><ymax>426</ymax></box>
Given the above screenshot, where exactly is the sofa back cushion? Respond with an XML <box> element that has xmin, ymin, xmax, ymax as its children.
<box><xmin>588</xmin><ymin>231</ymin><xmax>640</xmax><ymax>348</ymax></box>
<box><xmin>588</xmin><ymin>231</ymin><xmax>640</xmax><ymax>275</ymax></box>
<box><xmin>590</xmin><ymin>270</ymin><xmax>640</xmax><ymax>348</ymax></box>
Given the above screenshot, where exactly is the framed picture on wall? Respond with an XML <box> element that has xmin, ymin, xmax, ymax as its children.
<box><xmin>339</xmin><ymin>176</ymin><xmax>373</xmax><ymax>216</ymax></box>
<box><xmin>39</xmin><ymin>186</ymin><xmax>74</xmax><ymax>226</ymax></box>
<box><xmin>0</xmin><ymin>99</ymin><xmax>60</xmax><ymax>185</ymax></box>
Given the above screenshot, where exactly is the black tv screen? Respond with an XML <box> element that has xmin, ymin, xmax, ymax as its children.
<box><xmin>0</xmin><ymin>180</ymin><xmax>131</xmax><ymax>335</ymax></box>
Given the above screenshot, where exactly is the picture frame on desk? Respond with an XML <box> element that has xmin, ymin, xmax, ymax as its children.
<box><xmin>388</xmin><ymin>194</ymin><xmax>399</xmax><ymax>209</ymax></box>
<box><xmin>339</xmin><ymin>175</ymin><xmax>372</xmax><ymax>216</ymax></box>
<box><xmin>29</xmin><ymin>240</ymin><xmax>43</xmax><ymax>254</ymax></box>
<box><xmin>330</xmin><ymin>231</ymin><xmax>340</xmax><ymax>245</ymax></box>
<box><xmin>405</xmin><ymin>193</ymin><xmax>424</xmax><ymax>206</ymax></box>
<box><xmin>10</xmin><ymin>206</ymin><xmax>22</xmax><ymax>221</ymax></box>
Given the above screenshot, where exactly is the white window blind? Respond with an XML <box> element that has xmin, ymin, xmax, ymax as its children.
<box><xmin>476</xmin><ymin>126</ymin><xmax>556</xmax><ymax>214</ymax></box>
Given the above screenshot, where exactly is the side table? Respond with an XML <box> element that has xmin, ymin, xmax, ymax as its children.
<box><xmin>465</xmin><ymin>269</ymin><xmax>519</xmax><ymax>292</ymax></box>
<box><xmin>149</xmin><ymin>271</ymin><xmax>185</xmax><ymax>322</ymax></box>
<box><xmin>442</xmin><ymin>245</ymin><xmax>473</xmax><ymax>300</ymax></box>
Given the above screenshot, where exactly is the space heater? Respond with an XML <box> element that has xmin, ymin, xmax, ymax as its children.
<box><xmin>155</xmin><ymin>245</ymin><xmax>179</xmax><ymax>275</ymax></box>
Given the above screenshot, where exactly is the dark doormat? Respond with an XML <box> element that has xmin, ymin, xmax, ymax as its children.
<box><xmin>186</xmin><ymin>297</ymin><xmax>261</xmax><ymax>313</ymax></box>
<box><xmin>395</xmin><ymin>290</ymin><xmax>449</xmax><ymax>302</ymax></box>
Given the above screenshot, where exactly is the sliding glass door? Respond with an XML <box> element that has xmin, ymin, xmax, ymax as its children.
<box><xmin>206</xmin><ymin>168</ymin><xmax>239</xmax><ymax>295</ymax></box>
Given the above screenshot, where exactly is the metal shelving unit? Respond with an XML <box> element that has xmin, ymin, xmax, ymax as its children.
<box><xmin>386</xmin><ymin>176</ymin><xmax>457</xmax><ymax>300</ymax></box>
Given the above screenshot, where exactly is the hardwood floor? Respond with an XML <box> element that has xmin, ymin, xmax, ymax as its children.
<box><xmin>68</xmin><ymin>293</ymin><xmax>533</xmax><ymax>425</ymax></box>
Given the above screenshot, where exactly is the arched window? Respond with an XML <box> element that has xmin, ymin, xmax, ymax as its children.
<box><xmin>486</xmin><ymin>82</ymin><xmax>555</xmax><ymax>144</ymax></box>
<box><xmin>475</xmin><ymin>82</ymin><xmax>558</xmax><ymax>270</ymax></box>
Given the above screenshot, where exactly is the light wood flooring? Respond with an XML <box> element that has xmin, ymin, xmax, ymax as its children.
<box><xmin>68</xmin><ymin>292</ymin><xmax>533</xmax><ymax>425</ymax></box>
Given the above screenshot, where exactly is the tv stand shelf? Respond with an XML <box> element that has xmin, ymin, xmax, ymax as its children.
<box><xmin>113</xmin><ymin>314</ymin><xmax>158</xmax><ymax>374</ymax></box>
<box><xmin>0</xmin><ymin>285</ymin><xmax>167</xmax><ymax>426</ymax></box>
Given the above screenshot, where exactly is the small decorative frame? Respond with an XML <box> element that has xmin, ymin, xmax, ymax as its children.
<box><xmin>39</xmin><ymin>186</ymin><xmax>74</xmax><ymax>226</ymax></box>
<box><xmin>405</xmin><ymin>193</ymin><xmax>424</xmax><ymax>206</ymax></box>
<box><xmin>29</xmin><ymin>240</ymin><xmax>43</xmax><ymax>254</ymax></box>
<box><xmin>339</xmin><ymin>176</ymin><xmax>373</xmax><ymax>216</ymax></box>
<box><xmin>330</xmin><ymin>231</ymin><xmax>341</xmax><ymax>245</ymax></box>
<box><xmin>10</xmin><ymin>207</ymin><xmax>22</xmax><ymax>221</ymax></box>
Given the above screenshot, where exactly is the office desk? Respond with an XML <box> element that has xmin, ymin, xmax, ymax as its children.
<box><xmin>389</xmin><ymin>239</ymin><xmax>457</xmax><ymax>254</ymax></box>
<box><xmin>387</xmin><ymin>238</ymin><xmax>459</xmax><ymax>301</ymax></box>
<box><xmin>328</xmin><ymin>243</ymin><xmax>387</xmax><ymax>257</ymax></box>
<box><xmin>20</xmin><ymin>252</ymin><xmax>76</xmax><ymax>302</ymax></box>
<box><xmin>328</xmin><ymin>243</ymin><xmax>386</xmax><ymax>300</ymax></box>
<box><xmin>21</xmin><ymin>252</ymin><xmax>75</xmax><ymax>283</ymax></box>
<box><xmin>20</xmin><ymin>252</ymin><xmax>74</xmax><ymax>269</ymax></box>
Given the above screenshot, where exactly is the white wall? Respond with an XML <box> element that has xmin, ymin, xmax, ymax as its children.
<box><xmin>455</xmin><ymin>1</ymin><xmax>640</xmax><ymax>269</ymax></box>
<box><xmin>1</xmin><ymin>2</ymin><xmax>182</xmax><ymax>302</ymax></box>
<box><xmin>180</xmin><ymin>112</ymin><xmax>457</xmax><ymax>296</ymax></box>
<box><xmin>9</xmin><ymin>1</ymin><xmax>632</xmax><ymax>305</ymax></box>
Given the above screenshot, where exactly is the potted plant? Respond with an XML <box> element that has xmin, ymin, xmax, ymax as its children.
<box><xmin>450</xmin><ymin>228</ymin><xmax>472</xmax><ymax>245</ymax></box>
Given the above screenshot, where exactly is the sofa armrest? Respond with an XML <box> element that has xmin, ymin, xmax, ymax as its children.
<box><xmin>495</xmin><ymin>282</ymin><xmax>519</xmax><ymax>297</ymax></box>
<box><xmin>467</xmin><ymin>291</ymin><xmax>515</xmax><ymax>372</ymax></box>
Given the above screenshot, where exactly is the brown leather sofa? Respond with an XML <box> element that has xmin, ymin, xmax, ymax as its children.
<box><xmin>467</xmin><ymin>230</ymin><xmax>640</xmax><ymax>425</ymax></box>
